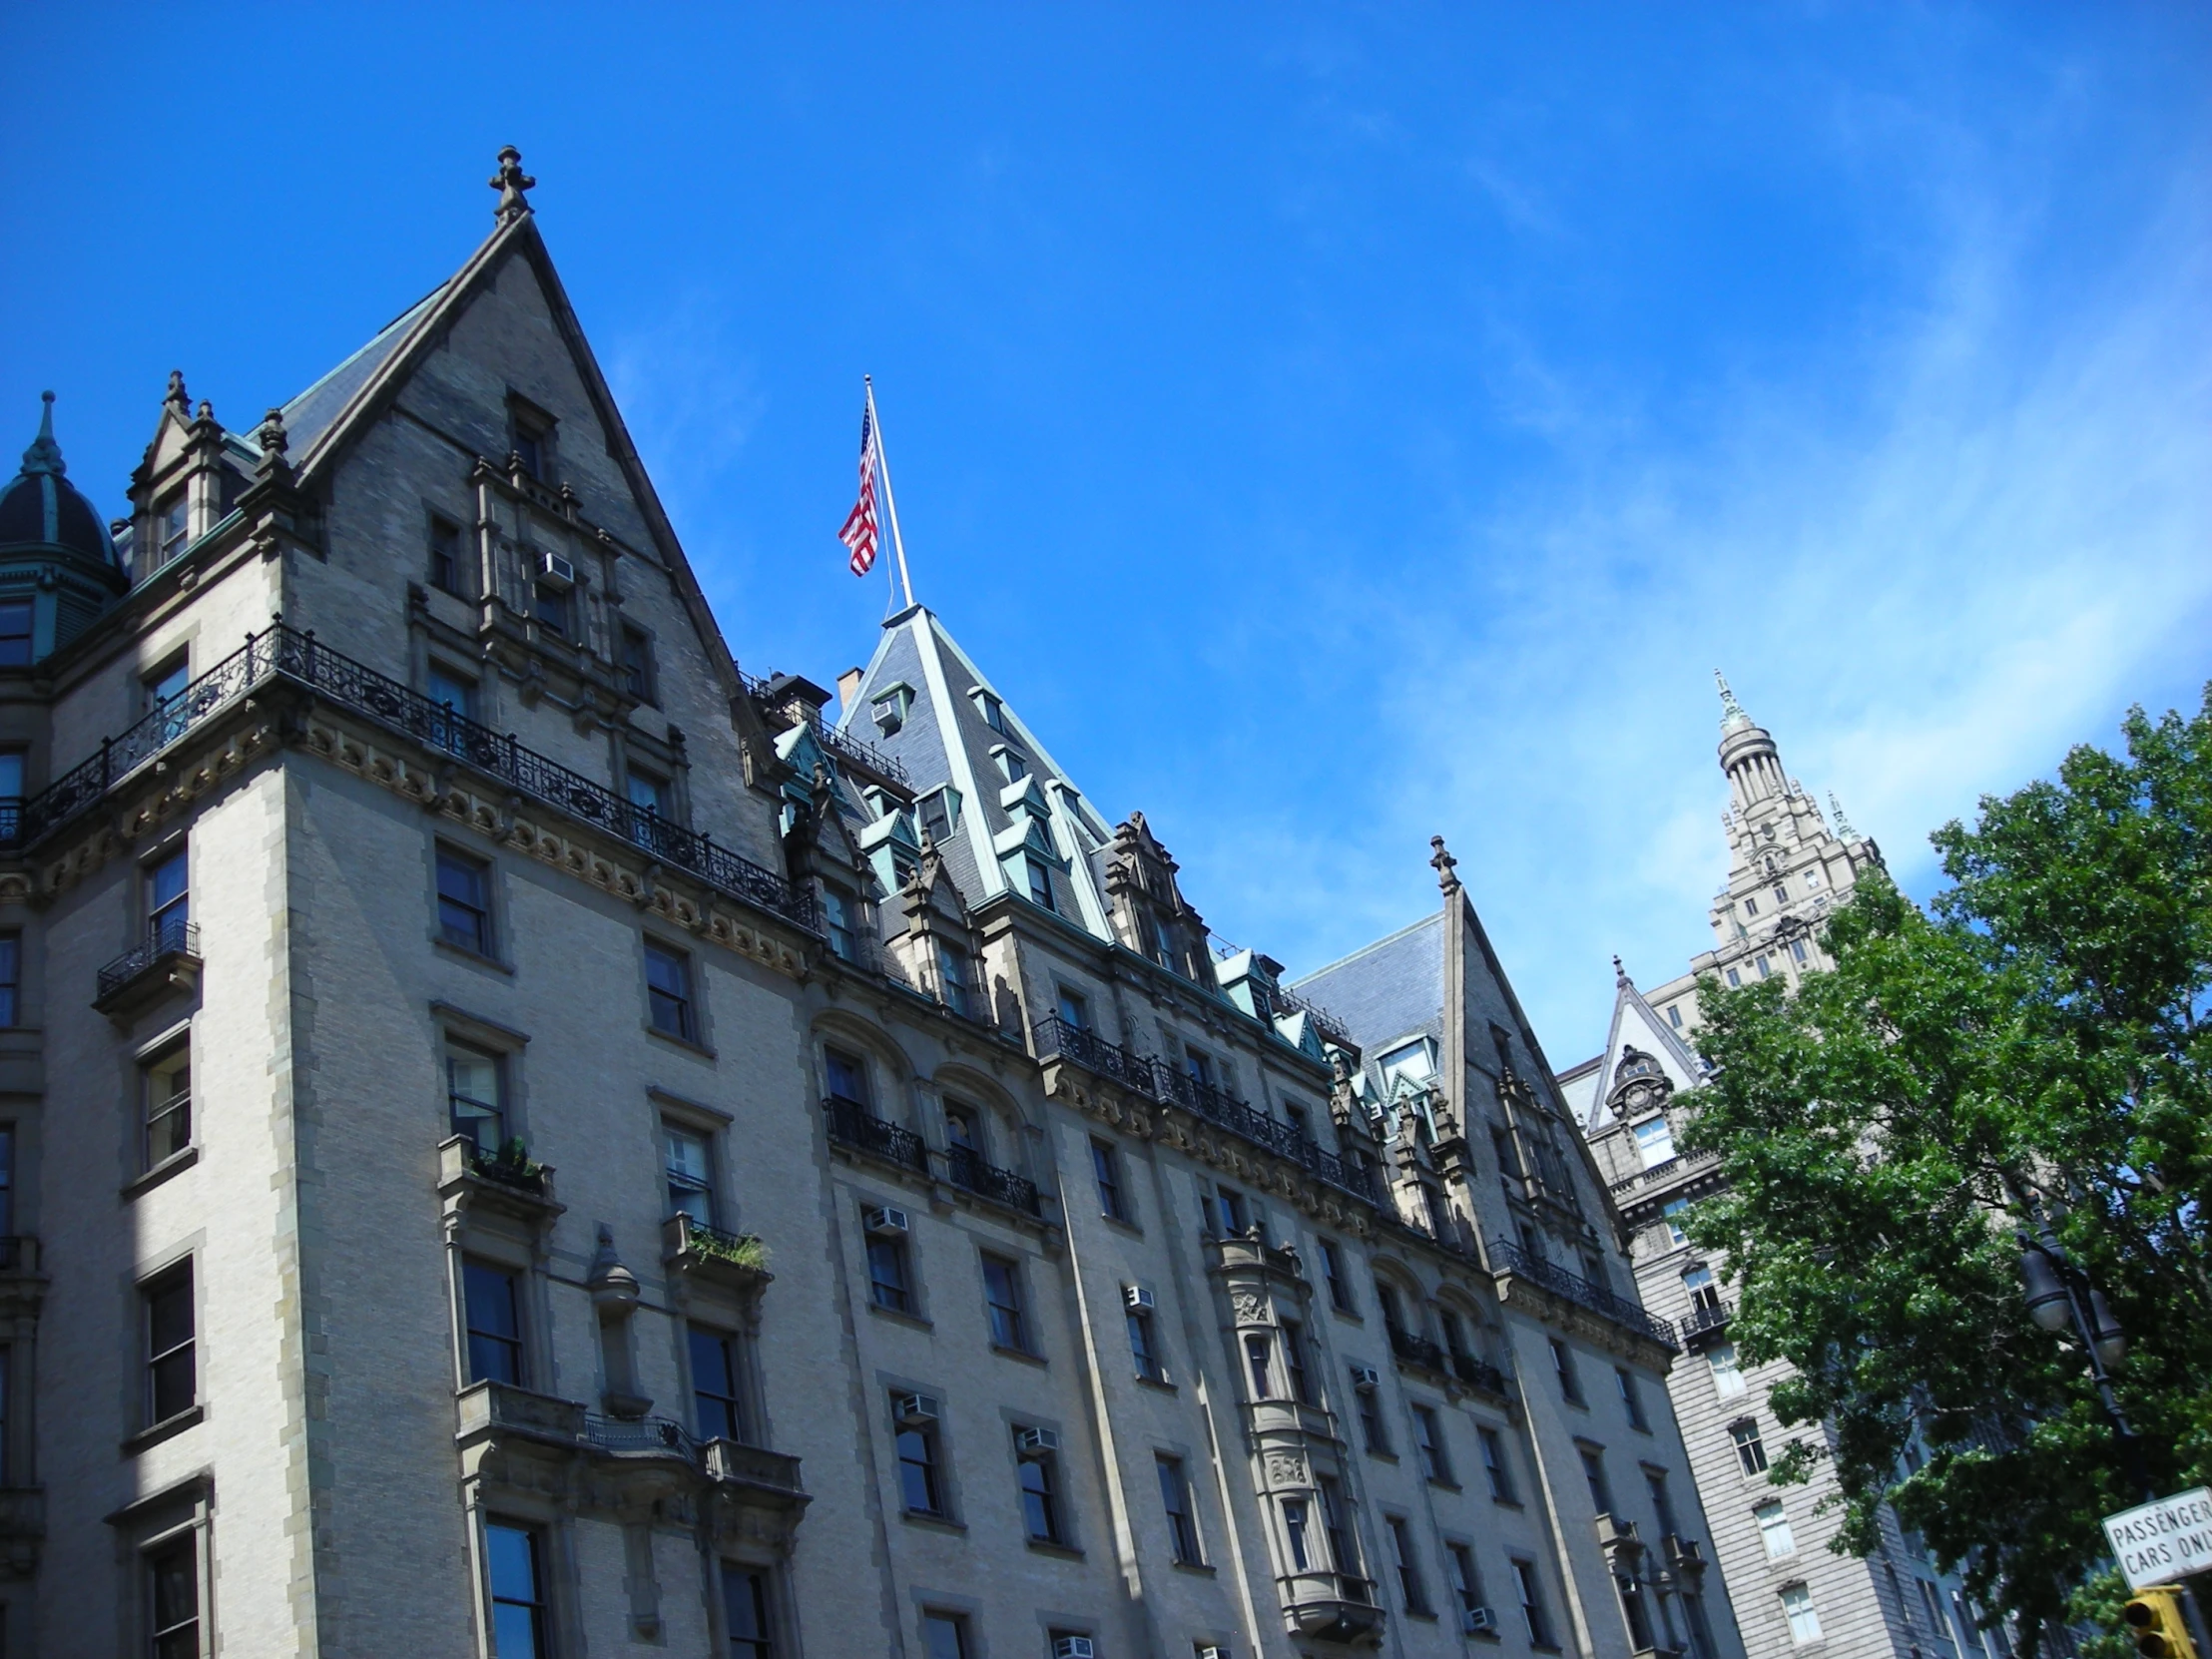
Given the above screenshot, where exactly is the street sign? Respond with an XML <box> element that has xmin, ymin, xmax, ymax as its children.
<box><xmin>2105</xmin><ymin>1490</ymin><xmax>2212</xmax><ymax>1592</ymax></box>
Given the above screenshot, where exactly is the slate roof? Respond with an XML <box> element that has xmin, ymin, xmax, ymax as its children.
<box><xmin>279</xmin><ymin>289</ymin><xmax>442</xmax><ymax>465</ymax></box>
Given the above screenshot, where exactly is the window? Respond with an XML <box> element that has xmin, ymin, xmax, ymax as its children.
<box><xmin>1921</xmin><ymin>1579</ymin><xmax>1955</xmax><ymax>1648</ymax></box>
<box><xmin>1616</xmin><ymin>1368</ymin><xmax>1650</xmax><ymax>1431</ymax></box>
<box><xmin>1438</xmin><ymin>1310</ymin><xmax>1468</xmax><ymax>1360</ymax></box>
<box><xmin>1091</xmin><ymin>1139</ymin><xmax>1127</xmax><ymax>1221</ymax></box>
<box><xmin>619</xmin><ymin>626</ymin><xmax>655</xmax><ymax>703</ymax></box>
<box><xmin>1244</xmin><ymin>1334</ymin><xmax>1273</xmax><ymax>1400</ymax></box>
<box><xmin>0</xmin><ymin>602</ymin><xmax>29</xmax><ymax>668</ymax></box>
<box><xmin>975</xmin><ymin>690</ymin><xmax>1005</xmax><ymax>734</ymax></box>
<box><xmin>1184</xmin><ymin>1048</ymin><xmax>1215</xmax><ymax>1088</ymax></box>
<box><xmin>1318</xmin><ymin>1476</ymin><xmax>1356</xmax><ymax>1575</ymax></box>
<box><xmin>1376</xmin><ymin>1281</ymin><xmax>1407</xmax><ymax>1335</ymax></box>
<box><xmin>1379</xmin><ymin>1038</ymin><xmax>1436</xmax><ymax>1091</ymax></box>
<box><xmin>1772</xmin><ymin>883</ymin><xmax>1790</xmax><ymax>906</ymax></box>
<box><xmin>1579</xmin><ymin>1445</ymin><xmax>1614</xmax><ymax>1514</ymax></box>
<box><xmin>665</xmin><ymin>1124</ymin><xmax>713</xmax><ymax>1223</ymax></box>
<box><xmin>866</xmin><ymin>1228</ymin><xmax>912</xmax><ymax>1315</ymax></box>
<box><xmin>1055</xmin><ymin>986</ymin><xmax>1089</xmax><ymax>1029</ymax></box>
<box><xmin>1212</xmin><ymin>1184</ymin><xmax>1249</xmax><ymax>1236</ymax></box>
<box><xmin>1016</xmin><ymin>1432</ymin><xmax>1065</xmax><ymax>1544</ymax></box>
<box><xmin>1283</xmin><ymin>1498</ymin><xmax>1312</xmax><ymax>1570</ymax></box>
<box><xmin>0</xmin><ymin>1124</ymin><xmax>12</xmax><ymax>1234</ymax></box>
<box><xmin>1667</xmin><ymin>1004</ymin><xmax>1683</xmax><ymax>1029</ymax></box>
<box><xmin>646</xmin><ymin>940</ymin><xmax>698</xmax><ymax>1042</ymax></box>
<box><xmin>512</xmin><ymin>421</ymin><xmax>548</xmax><ymax>480</ymax></box>
<box><xmin>1756</xmin><ymin>1500</ymin><xmax>1797</xmax><ymax>1558</ymax></box>
<box><xmin>427</xmin><ymin>663</ymin><xmax>477</xmax><ymax>736</ymax></box>
<box><xmin>1413</xmin><ymin>1405</ymin><xmax>1449</xmax><ymax>1483</ymax></box>
<box><xmin>722</xmin><ymin>1564</ymin><xmax>773</xmax><ymax>1659</ymax></box>
<box><xmin>1781</xmin><ymin>1584</ymin><xmax>1822</xmax><ymax>1643</ymax></box>
<box><xmin>982</xmin><ymin>1255</ymin><xmax>1027</xmax><ymax>1352</ymax></box>
<box><xmin>1631</xmin><ymin>1115</ymin><xmax>1676</xmax><ymax>1168</ymax></box>
<box><xmin>0</xmin><ymin>930</ymin><xmax>15</xmax><ymax>1027</ymax></box>
<box><xmin>1683</xmin><ymin>1264</ymin><xmax>1722</xmax><ymax>1314</ymax></box>
<box><xmin>144</xmin><ymin>1045</ymin><xmax>192</xmax><ymax>1168</ymax></box>
<box><xmin>158</xmin><ymin>493</ymin><xmax>190</xmax><ymax>564</ymax></box>
<box><xmin>1356</xmin><ymin>1379</ymin><xmax>1389</xmax><ymax>1454</ymax></box>
<box><xmin>1449</xmin><ymin>1541</ymin><xmax>1485</xmax><ymax>1619</ymax></box>
<box><xmin>148</xmin><ymin>658</ymin><xmax>191</xmax><ymax>741</ymax></box>
<box><xmin>921</xmin><ymin>1611</ymin><xmax>970</xmax><ymax>1659</ymax></box>
<box><xmin>1732</xmin><ymin>1418</ymin><xmax>1769</xmax><ymax>1476</ymax></box>
<box><xmin>1025</xmin><ymin>855</ymin><xmax>1056</xmax><ymax>912</ymax></box>
<box><xmin>825</xmin><ymin>1046</ymin><xmax>867</xmax><ymax>1104</ymax></box>
<box><xmin>144</xmin><ymin>1263</ymin><xmax>196</xmax><ymax>1424</ymax></box>
<box><xmin>534</xmin><ymin>582</ymin><xmax>571</xmax><ymax>639</ymax></box>
<box><xmin>1726</xmin><ymin>967</ymin><xmax>1742</xmax><ymax>988</ymax></box>
<box><xmin>1743</xmin><ymin>896</ymin><xmax>1759</xmax><ymax>917</ymax></box>
<box><xmin>995</xmin><ymin>747</ymin><xmax>1027</xmax><ymax>783</ymax></box>
<box><xmin>1158</xmin><ymin>1455</ymin><xmax>1202</xmax><ymax>1563</ymax></box>
<box><xmin>1281</xmin><ymin>1319</ymin><xmax>1314</xmax><ymax>1404</ymax></box>
<box><xmin>821</xmin><ymin>885</ymin><xmax>856</xmax><ymax>962</ymax></box>
<box><xmin>1549</xmin><ymin>1338</ymin><xmax>1584</xmax><ymax>1404</ymax></box>
<box><xmin>1479</xmin><ymin>1426</ymin><xmax>1516</xmax><ymax>1501</ymax></box>
<box><xmin>486</xmin><ymin>1521</ymin><xmax>550</xmax><ymax>1659</ymax></box>
<box><xmin>446</xmin><ymin>1041</ymin><xmax>504</xmax><ymax>1156</ymax></box>
<box><xmin>1792</xmin><ymin>938</ymin><xmax>1810</xmax><ymax>964</ymax></box>
<box><xmin>428</xmin><ymin>515</ymin><xmax>462</xmax><ymax>593</ymax></box>
<box><xmin>1129</xmin><ymin>1308</ymin><xmax>1166</xmax><ymax>1382</ymax></box>
<box><xmin>895</xmin><ymin>1411</ymin><xmax>943</xmax><ymax>1514</ymax></box>
<box><xmin>436</xmin><ymin>845</ymin><xmax>493</xmax><ymax>955</ymax></box>
<box><xmin>919</xmin><ymin>788</ymin><xmax>959</xmax><ymax>841</ymax></box>
<box><xmin>1387</xmin><ymin>1515</ymin><xmax>1429</xmax><ymax>1615</ymax></box>
<box><xmin>1320</xmin><ymin>1239</ymin><xmax>1355</xmax><ymax>1314</ymax></box>
<box><xmin>691</xmin><ymin>1326</ymin><xmax>746</xmax><ymax>1443</ymax></box>
<box><xmin>146</xmin><ymin>1532</ymin><xmax>200</xmax><ymax>1659</ymax></box>
<box><xmin>934</xmin><ymin>940</ymin><xmax>972</xmax><ymax>1018</ymax></box>
<box><xmin>1806</xmin><ymin>866</ymin><xmax>1824</xmax><ymax>889</ymax></box>
<box><xmin>464</xmin><ymin>1260</ymin><xmax>523</xmax><ymax>1385</ymax></box>
<box><xmin>147</xmin><ymin>844</ymin><xmax>190</xmax><ymax>951</ymax></box>
<box><xmin>1514</xmin><ymin>1559</ymin><xmax>1556</xmax><ymax>1648</ymax></box>
<box><xmin>1662</xmin><ymin>1199</ymin><xmax>1690</xmax><ymax>1248</ymax></box>
<box><xmin>1756</xmin><ymin>953</ymin><xmax>1772</xmax><ymax>979</ymax></box>
<box><xmin>943</xmin><ymin>1103</ymin><xmax>980</xmax><ymax>1158</ymax></box>
<box><xmin>1646</xmin><ymin>1469</ymin><xmax>1681</xmax><ymax>1538</ymax></box>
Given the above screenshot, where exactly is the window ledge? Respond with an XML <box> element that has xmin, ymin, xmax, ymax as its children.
<box><xmin>1490</xmin><ymin>1496</ymin><xmax>1525</xmax><ymax>1509</ymax></box>
<box><xmin>433</xmin><ymin>937</ymin><xmax>514</xmax><ymax>975</ymax></box>
<box><xmin>990</xmin><ymin>1344</ymin><xmax>1048</xmax><ymax>1369</ymax></box>
<box><xmin>123</xmin><ymin>1145</ymin><xmax>199</xmax><ymax>1200</ymax></box>
<box><xmin>1366</xmin><ymin>1449</ymin><xmax>1400</xmax><ymax>1464</ymax></box>
<box><xmin>1329</xmin><ymin>1307</ymin><xmax>1366</xmax><ymax>1324</ymax></box>
<box><xmin>1026</xmin><ymin>1540</ymin><xmax>1084</xmax><ymax>1560</ymax></box>
<box><xmin>645</xmin><ymin>1023</ymin><xmax>716</xmax><ymax>1061</ymax></box>
<box><xmin>122</xmin><ymin>1403</ymin><xmax>204</xmax><ymax>1456</ymax></box>
<box><xmin>899</xmin><ymin>1510</ymin><xmax>965</xmax><ymax>1535</ymax></box>
<box><xmin>866</xmin><ymin>1304</ymin><xmax>934</xmax><ymax>1334</ymax></box>
<box><xmin>1098</xmin><ymin>1214</ymin><xmax>1144</xmax><ymax>1239</ymax></box>
<box><xmin>1426</xmin><ymin>1478</ymin><xmax>1463</xmax><ymax>1492</ymax></box>
<box><xmin>1171</xmin><ymin>1559</ymin><xmax>1217</xmax><ymax>1577</ymax></box>
<box><xmin>1134</xmin><ymin>1375</ymin><xmax>1178</xmax><ymax>1394</ymax></box>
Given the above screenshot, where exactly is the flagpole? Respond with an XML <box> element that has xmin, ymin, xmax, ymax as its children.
<box><xmin>864</xmin><ymin>376</ymin><xmax>915</xmax><ymax>611</ymax></box>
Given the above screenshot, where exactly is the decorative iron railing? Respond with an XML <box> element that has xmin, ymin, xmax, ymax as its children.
<box><xmin>583</xmin><ymin>1412</ymin><xmax>693</xmax><ymax>1456</ymax></box>
<box><xmin>0</xmin><ymin>625</ymin><xmax>816</xmax><ymax>933</ymax></box>
<box><xmin>666</xmin><ymin>1213</ymin><xmax>768</xmax><ymax>1271</ymax></box>
<box><xmin>739</xmin><ymin>669</ymin><xmax>910</xmax><ymax>785</ymax></box>
<box><xmin>97</xmin><ymin>917</ymin><xmax>200</xmax><ymax>999</ymax></box>
<box><xmin>1679</xmin><ymin>1301</ymin><xmax>1732</xmax><ymax>1342</ymax></box>
<box><xmin>823</xmin><ymin>1097</ymin><xmax>929</xmax><ymax>1175</ymax></box>
<box><xmin>1450</xmin><ymin>1352</ymin><xmax>1511</xmax><ymax>1395</ymax></box>
<box><xmin>1386</xmin><ymin>1325</ymin><xmax>1450</xmax><ymax>1375</ymax></box>
<box><xmin>466</xmin><ymin>1145</ymin><xmax>551</xmax><ymax>1197</ymax></box>
<box><xmin>1608</xmin><ymin>1147</ymin><xmax>1720</xmax><ymax>1196</ymax></box>
<box><xmin>1488</xmin><ymin>1240</ymin><xmax>1678</xmax><ymax>1350</ymax></box>
<box><xmin>945</xmin><ymin>1146</ymin><xmax>1043</xmax><ymax>1217</ymax></box>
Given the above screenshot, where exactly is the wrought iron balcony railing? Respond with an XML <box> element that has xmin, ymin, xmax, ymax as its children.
<box><xmin>1488</xmin><ymin>1240</ymin><xmax>1678</xmax><ymax>1351</ymax></box>
<box><xmin>1679</xmin><ymin>1301</ymin><xmax>1732</xmax><ymax>1342</ymax></box>
<box><xmin>823</xmin><ymin>1097</ymin><xmax>929</xmax><ymax>1175</ymax></box>
<box><xmin>96</xmin><ymin>917</ymin><xmax>200</xmax><ymax>1000</ymax></box>
<box><xmin>1034</xmin><ymin>1015</ymin><xmax>1381</xmax><ymax>1208</ymax></box>
<box><xmin>1</xmin><ymin>625</ymin><xmax>816</xmax><ymax>933</ymax></box>
<box><xmin>945</xmin><ymin>1146</ymin><xmax>1042</xmax><ymax>1217</ymax></box>
<box><xmin>739</xmin><ymin>669</ymin><xmax>910</xmax><ymax>786</ymax></box>
<box><xmin>1386</xmin><ymin>1324</ymin><xmax>1450</xmax><ymax>1375</ymax></box>
<box><xmin>1450</xmin><ymin>1352</ymin><xmax>1511</xmax><ymax>1395</ymax></box>
<box><xmin>664</xmin><ymin>1213</ymin><xmax>769</xmax><ymax>1272</ymax></box>
<box><xmin>583</xmin><ymin>1412</ymin><xmax>693</xmax><ymax>1457</ymax></box>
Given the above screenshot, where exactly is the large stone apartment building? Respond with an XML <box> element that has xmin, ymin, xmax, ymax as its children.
<box><xmin>3</xmin><ymin>153</ymin><xmax>1746</xmax><ymax>1659</ymax></box>
<box><xmin>1560</xmin><ymin>693</ymin><xmax>2005</xmax><ymax>1659</ymax></box>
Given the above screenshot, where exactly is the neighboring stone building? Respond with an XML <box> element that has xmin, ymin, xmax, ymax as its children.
<box><xmin>1560</xmin><ymin>689</ymin><xmax>2004</xmax><ymax>1659</ymax></box>
<box><xmin>3</xmin><ymin>152</ymin><xmax>1747</xmax><ymax>1659</ymax></box>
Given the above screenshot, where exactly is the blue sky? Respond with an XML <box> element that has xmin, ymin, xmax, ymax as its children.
<box><xmin>5</xmin><ymin>6</ymin><xmax>2207</xmax><ymax>1063</ymax></box>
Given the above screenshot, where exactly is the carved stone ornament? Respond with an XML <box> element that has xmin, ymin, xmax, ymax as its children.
<box><xmin>490</xmin><ymin>145</ymin><xmax>537</xmax><ymax>224</ymax></box>
<box><xmin>1264</xmin><ymin>1449</ymin><xmax>1308</xmax><ymax>1487</ymax></box>
<box><xmin>1231</xmin><ymin>1290</ymin><xmax>1269</xmax><ymax>1325</ymax></box>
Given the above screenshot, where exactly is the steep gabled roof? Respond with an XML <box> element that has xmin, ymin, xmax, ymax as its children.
<box><xmin>1563</xmin><ymin>965</ymin><xmax>1707</xmax><ymax>1132</ymax></box>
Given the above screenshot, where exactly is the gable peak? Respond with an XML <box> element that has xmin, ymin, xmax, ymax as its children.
<box><xmin>489</xmin><ymin>146</ymin><xmax>537</xmax><ymax>225</ymax></box>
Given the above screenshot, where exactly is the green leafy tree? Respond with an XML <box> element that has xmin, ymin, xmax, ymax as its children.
<box><xmin>1677</xmin><ymin>687</ymin><xmax>2212</xmax><ymax>1653</ymax></box>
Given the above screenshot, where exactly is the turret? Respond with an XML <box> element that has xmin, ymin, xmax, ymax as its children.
<box><xmin>0</xmin><ymin>392</ymin><xmax>130</xmax><ymax>663</ymax></box>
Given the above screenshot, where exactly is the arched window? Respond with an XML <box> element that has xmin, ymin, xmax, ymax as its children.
<box><xmin>1682</xmin><ymin>1264</ymin><xmax>1721</xmax><ymax>1314</ymax></box>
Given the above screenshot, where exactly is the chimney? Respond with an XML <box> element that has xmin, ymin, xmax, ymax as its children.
<box><xmin>835</xmin><ymin>667</ymin><xmax>864</xmax><ymax>714</ymax></box>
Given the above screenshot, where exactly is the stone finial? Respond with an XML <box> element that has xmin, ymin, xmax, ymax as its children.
<box><xmin>256</xmin><ymin>407</ymin><xmax>290</xmax><ymax>478</ymax></box>
<box><xmin>164</xmin><ymin>369</ymin><xmax>190</xmax><ymax>412</ymax></box>
<box><xmin>194</xmin><ymin>399</ymin><xmax>216</xmax><ymax>424</ymax></box>
<box><xmin>1613</xmin><ymin>953</ymin><xmax>1630</xmax><ymax>988</ymax></box>
<box><xmin>489</xmin><ymin>146</ymin><xmax>537</xmax><ymax>224</ymax></box>
<box><xmin>1429</xmin><ymin>834</ymin><xmax>1460</xmax><ymax>895</ymax></box>
<box><xmin>20</xmin><ymin>392</ymin><xmax>64</xmax><ymax>476</ymax></box>
<box><xmin>1829</xmin><ymin>791</ymin><xmax>1857</xmax><ymax>840</ymax></box>
<box><xmin>1715</xmin><ymin>669</ymin><xmax>1748</xmax><ymax>727</ymax></box>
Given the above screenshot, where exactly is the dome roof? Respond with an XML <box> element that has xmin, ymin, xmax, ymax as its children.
<box><xmin>0</xmin><ymin>393</ymin><xmax>118</xmax><ymax>572</ymax></box>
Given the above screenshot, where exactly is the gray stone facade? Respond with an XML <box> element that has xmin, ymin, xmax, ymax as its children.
<box><xmin>5</xmin><ymin>157</ymin><xmax>1746</xmax><ymax>1659</ymax></box>
<box><xmin>1560</xmin><ymin>693</ymin><xmax>2006</xmax><ymax>1659</ymax></box>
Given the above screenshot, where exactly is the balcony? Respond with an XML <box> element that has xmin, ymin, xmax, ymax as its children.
<box><xmin>1387</xmin><ymin>1324</ymin><xmax>1450</xmax><ymax>1376</ymax></box>
<box><xmin>1450</xmin><ymin>1351</ymin><xmax>1512</xmax><ymax>1397</ymax></box>
<box><xmin>437</xmin><ymin>1136</ymin><xmax>561</xmax><ymax>1224</ymax></box>
<box><xmin>1487</xmin><ymin>1239</ymin><xmax>1678</xmax><ymax>1351</ymax></box>
<box><xmin>94</xmin><ymin>917</ymin><xmax>201</xmax><ymax>1016</ymax></box>
<box><xmin>1679</xmin><ymin>1301</ymin><xmax>1732</xmax><ymax>1346</ymax></box>
<box><xmin>661</xmin><ymin>1213</ymin><xmax>772</xmax><ymax>1293</ymax></box>
<box><xmin>823</xmin><ymin>1097</ymin><xmax>928</xmax><ymax>1176</ymax></box>
<box><xmin>944</xmin><ymin>1146</ymin><xmax>1042</xmax><ymax>1218</ymax></box>
<box><xmin>1280</xmin><ymin>1570</ymin><xmax>1385</xmax><ymax>1646</ymax></box>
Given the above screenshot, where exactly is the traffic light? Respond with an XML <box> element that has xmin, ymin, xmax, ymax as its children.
<box><xmin>2123</xmin><ymin>1588</ymin><xmax>2200</xmax><ymax>1659</ymax></box>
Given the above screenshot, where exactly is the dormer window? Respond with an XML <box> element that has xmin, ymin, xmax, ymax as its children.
<box><xmin>919</xmin><ymin>788</ymin><xmax>961</xmax><ymax>842</ymax></box>
<box><xmin>508</xmin><ymin>394</ymin><xmax>557</xmax><ymax>483</ymax></box>
<box><xmin>1379</xmin><ymin>1039</ymin><xmax>1435</xmax><ymax>1091</ymax></box>
<box><xmin>870</xmin><ymin>685</ymin><xmax>912</xmax><ymax>736</ymax></box>
<box><xmin>973</xmin><ymin>689</ymin><xmax>1006</xmax><ymax>734</ymax></box>
<box><xmin>157</xmin><ymin>493</ymin><xmax>190</xmax><ymax>565</ymax></box>
<box><xmin>1025</xmin><ymin>855</ymin><xmax>1056</xmax><ymax>912</ymax></box>
<box><xmin>994</xmin><ymin>746</ymin><xmax>1027</xmax><ymax>783</ymax></box>
<box><xmin>1151</xmin><ymin>913</ymin><xmax>1177</xmax><ymax>970</ymax></box>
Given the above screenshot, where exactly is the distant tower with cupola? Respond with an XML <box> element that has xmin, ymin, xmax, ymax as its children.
<box><xmin>0</xmin><ymin>393</ymin><xmax>130</xmax><ymax>665</ymax></box>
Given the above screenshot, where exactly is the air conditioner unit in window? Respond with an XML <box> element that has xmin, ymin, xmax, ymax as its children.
<box><xmin>1016</xmin><ymin>1426</ymin><xmax>1062</xmax><ymax>1459</ymax></box>
<box><xmin>1462</xmin><ymin>1606</ymin><xmax>1499</xmax><ymax>1634</ymax></box>
<box><xmin>863</xmin><ymin>1206</ymin><xmax>909</xmax><ymax>1237</ymax></box>
<box><xmin>1123</xmin><ymin>1284</ymin><xmax>1155</xmax><ymax>1311</ymax></box>
<box><xmin>892</xmin><ymin>1392</ymin><xmax>938</xmax><ymax>1426</ymax></box>
<box><xmin>1051</xmin><ymin>1639</ymin><xmax>1095</xmax><ymax>1659</ymax></box>
<box><xmin>537</xmin><ymin>551</ymin><xmax>576</xmax><ymax>588</ymax></box>
<box><xmin>1194</xmin><ymin>1649</ymin><xmax>1228</xmax><ymax>1659</ymax></box>
<box><xmin>1350</xmin><ymin>1366</ymin><xmax>1382</xmax><ymax>1392</ymax></box>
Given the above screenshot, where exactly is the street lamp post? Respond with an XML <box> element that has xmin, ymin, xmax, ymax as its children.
<box><xmin>2018</xmin><ymin>1222</ymin><xmax>2146</xmax><ymax>1499</ymax></box>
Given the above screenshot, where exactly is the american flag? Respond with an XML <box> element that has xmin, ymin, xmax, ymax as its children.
<box><xmin>838</xmin><ymin>398</ymin><xmax>880</xmax><ymax>577</ymax></box>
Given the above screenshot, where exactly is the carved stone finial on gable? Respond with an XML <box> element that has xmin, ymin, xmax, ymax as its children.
<box><xmin>489</xmin><ymin>146</ymin><xmax>537</xmax><ymax>225</ymax></box>
<box><xmin>1429</xmin><ymin>834</ymin><xmax>1459</xmax><ymax>896</ymax></box>
<box><xmin>21</xmin><ymin>392</ymin><xmax>63</xmax><ymax>477</ymax></box>
<box><xmin>256</xmin><ymin>406</ymin><xmax>290</xmax><ymax>479</ymax></box>
<box><xmin>164</xmin><ymin>370</ymin><xmax>189</xmax><ymax>412</ymax></box>
<box><xmin>1613</xmin><ymin>954</ymin><xmax>1629</xmax><ymax>988</ymax></box>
